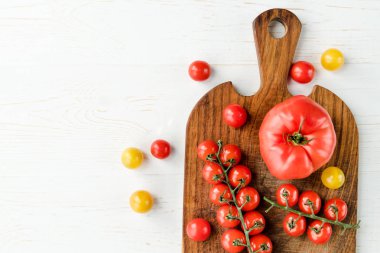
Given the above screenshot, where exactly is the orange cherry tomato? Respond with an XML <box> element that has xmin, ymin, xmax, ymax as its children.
<box><xmin>321</xmin><ymin>48</ymin><xmax>344</xmax><ymax>71</ymax></box>
<box><xmin>129</xmin><ymin>190</ymin><xmax>154</xmax><ymax>213</ymax></box>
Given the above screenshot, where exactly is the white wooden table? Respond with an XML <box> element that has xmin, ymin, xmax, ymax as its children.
<box><xmin>0</xmin><ymin>1</ymin><xmax>379</xmax><ymax>252</ymax></box>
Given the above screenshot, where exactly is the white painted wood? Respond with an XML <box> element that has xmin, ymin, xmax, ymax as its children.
<box><xmin>0</xmin><ymin>0</ymin><xmax>379</xmax><ymax>252</ymax></box>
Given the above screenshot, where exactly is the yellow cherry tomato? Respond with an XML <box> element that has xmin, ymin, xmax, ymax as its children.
<box><xmin>321</xmin><ymin>48</ymin><xmax>344</xmax><ymax>71</ymax></box>
<box><xmin>121</xmin><ymin>147</ymin><xmax>144</xmax><ymax>169</ymax></box>
<box><xmin>321</xmin><ymin>166</ymin><xmax>345</xmax><ymax>189</ymax></box>
<box><xmin>130</xmin><ymin>190</ymin><xmax>154</xmax><ymax>213</ymax></box>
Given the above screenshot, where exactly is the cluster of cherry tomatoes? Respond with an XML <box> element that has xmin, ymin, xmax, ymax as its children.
<box><xmin>186</xmin><ymin>140</ymin><xmax>273</xmax><ymax>253</ymax></box>
<box><xmin>276</xmin><ymin>183</ymin><xmax>348</xmax><ymax>244</ymax></box>
<box><xmin>121</xmin><ymin>139</ymin><xmax>171</xmax><ymax>213</ymax></box>
<box><xmin>290</xmin><ymin>48</ymin><xmax>345</xmax><ymax>84</ymax></box>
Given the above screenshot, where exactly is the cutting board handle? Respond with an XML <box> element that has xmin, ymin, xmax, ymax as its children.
<box><xmin>253</xmin><ymin>9</ymin><xmax>301</xmax><ymax>97</ymax></box>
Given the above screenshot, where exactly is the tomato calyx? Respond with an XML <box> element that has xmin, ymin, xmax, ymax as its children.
<box><xmin>212</xmin><ymin>174</ymin><xmax>224</xmax><ymax>182</ymax></box>
<box><xmin>226</xmin><ymin>212</ymin><xmax>240</xmax><ymax>221</ymax></box>
<box><xmin>238</xmin><ymin>178</ymin><xmax>246</xmax><ymax>186</ymax></box>
<box><xmin>304</xmin><ymin>199</ymin><xmax>316</xmax><ymax>216</ymax></box>
<box><xmin>248</xmin><ymin>221</ymin><xmax>265</xmax><ymax>233</ymax></box>
<box><xmin>287</xmin><ymin>132</ymin><xmax>311</xmax><ymax>146</ymax></box>
<box><xmin>327</xmin><ymin>201</ymin><xmax>341</xmax><ymax>222</ymax></box>
<box><xmin>207</xmin><ymin>155</ymin><xmax>236</xmax><ymax>168</ymax></box>
<box><xmin>280</xmin><ymin>190</ymin><xmax>290</xmax><ymax>207</ymax></box>
<box><xmin>287</xmin><ymin>215</ymin><xmax>302</xmax><ymax>230</ymax></box>
<box><xmin>219</xmin><ymin>190</ymin><xmax>233</xmax><ymax>204</ymax></box>
<box><xmin>288</xmin><ymin>219</ymin><xmax>296</xmax><ymax>230</ymax></box>
<box><xmin>206</xmin><ymin>153</ymin><xmax>217</xmax><ymax>161</ymax></box>
<box><xmin>243</xmin><ymin>195</ymin><xmax>251</xmax><ymax>205</ymax></box>
<box><xmin>232</xmin><ymin>238</ymin><xmax>248</xmax><ymax>247</ymax></box>
<box><xmin>252</xmin><ymin>243</ymin><xmax>270</xmax><ymax>253</ymax></box>
<box><xmin>286</xmin><ymin>120</ymin><xmax>313</xmax><ymax>146</ymax></box>
<box><xmin>309</xmin><ymin>222</ymin><xmax>325</xmax><ymax>234</ymax></box>
<box><xmin>281</xmin><ymin>190</ymin><xmax>289</xmax><ymax>198</ymax></box>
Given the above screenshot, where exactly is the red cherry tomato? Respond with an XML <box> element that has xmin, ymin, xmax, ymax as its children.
<box><xmin>249</xmin><ymin>234</ymin><xmax>273</xmax><ymax>253</ymax></box>
<box><xmin>307</xmin><ymin>220</ymin><xmax>332</xmax><ymax>244</ymax></box>
<box><xmin>290</xmin><ymin>61</ymin><xmax>315</xmax><ymax>84</ymax></box>
<box><xmin>220</xmin><ymin>144</ymin><xmax>242</xmax><ymax>166</ymax></box>
<box><xmin>282</xmin><ymin>212</ymin><xmax>306</xmax><ymax>237</ymax></box>
<box><xmin>324</xmin><ymin>198</ymin><xmax>348</xmax><ymax>222</ymax></box>
<box><xmin>216</xmin><ymin>205</ymin><xmax>240</xmax><ymax>228</ymax></box>
<box><xmin>221</xmin><ymin>229</ymin><xmax>246</xmax><ymax>253</ymax></box>
<box><xmin>188</xmin><ymin>60</ymin><xmax>211</xmax><ymax>81</ymax></box>
<box><xmin>298</xmin><ymin>190</ymin><xmax>322</xmax><ymax>215</ymax></box>
<box><xmin>223</xmin><ymin>104</ymin><xmax>248</xmax><ymax>128</ymax></box>
<box><xmin>186</xmin><ymin>218</ymin><xmax>211</xmax><ymax>242</ymax></box>
<box><xmin>209</xmin><ymin>184</ymin><xmax>232</xmax><ymax>206</ymax></box>
<box><xmin>236</xmin><ymin>187</ymin><xmax>260</xmax><ymax>211</ymax></box>
<box><xmin>197</xmin><ymin>140</ymin><xmax>218</xmax><ymax>161</ymax></box>
<box><xmin>202</xmin><ymin>162</ymin><xmax>224</xmax><ymax>184</ymax></box>
<box><xmin>150</xmin><ymin>139</ymin><xmax>171</xmax><ymax>159</ymax></box>
<box><xmin>276</xmin><ymin>184</ymin><xmax>299</xmax><ymax>207</ymax></box>
<box><xmin>228</xmin><ymin>165</ymin><xmax>252</xmax><ymax>188</ymax></box>
<box><xmin>242</xmin><ymin>211</ymin><xmax>265</xmax><ymax>235</ymax></box>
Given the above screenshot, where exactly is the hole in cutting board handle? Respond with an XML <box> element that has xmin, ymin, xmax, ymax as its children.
<box><xmin>268</xmin><ymin>18</ymin><xmax>287</xmax><ymax>39</ymax></box>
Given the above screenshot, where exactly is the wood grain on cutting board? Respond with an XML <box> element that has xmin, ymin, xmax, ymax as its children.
<box><xmin>183</xmin><ymin>9</ymin><xmax>358</xmax><ymax>253</ymax></box>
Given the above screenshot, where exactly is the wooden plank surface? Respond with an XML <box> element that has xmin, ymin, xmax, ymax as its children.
<box><xmin>183</xmin><ymin>9</ymin><xmax>358</xmax><ymax>252</ymax></box>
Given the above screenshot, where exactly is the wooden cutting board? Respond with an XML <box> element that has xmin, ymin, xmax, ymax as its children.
<box><xmin>182</xmin><ymin>8</ymin><xmax>358</xmax><ymax>253</ymax></box>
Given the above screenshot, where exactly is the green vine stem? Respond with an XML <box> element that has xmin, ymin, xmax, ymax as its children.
<box><xmin>207</xmin><ymin>140</ymin><xmax>254</xmax><ymax>253</ymax></box>
<box><xmin>263</xmin><ymin>196</ymin><xmax>360</xmax><ymax>231</ymax></box>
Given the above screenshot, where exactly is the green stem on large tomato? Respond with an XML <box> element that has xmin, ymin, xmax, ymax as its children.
<box><xmin>208</xmin><ymin>140</ymin><xmax>254</xmax><ymax>253</ymax></box>
<box><xmin>263</xmin><ymin>196</ymin><xmax>360</xmax><ymax>230</ymax></box>
<box><xmin>287</xmin><ymin>119</ymin><xmax>313</xmax><ymax>146</ymax></box>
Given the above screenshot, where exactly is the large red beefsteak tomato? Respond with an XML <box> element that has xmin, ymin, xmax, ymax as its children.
<box><xmin>259</xmin><ymin>95</ymin><xmax>336</xmax><ymax>180</ymax></box>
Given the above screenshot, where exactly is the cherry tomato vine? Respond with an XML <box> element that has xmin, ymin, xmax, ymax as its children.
<box><xmin>263</xmin><ymin>196</ymin><xmax>360</xmax><ymax>233</ymax></box>
<box><xmin>206</xmin><ymin>140</ymin><xmax>262</xmax><ymax>253</ymax></box>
